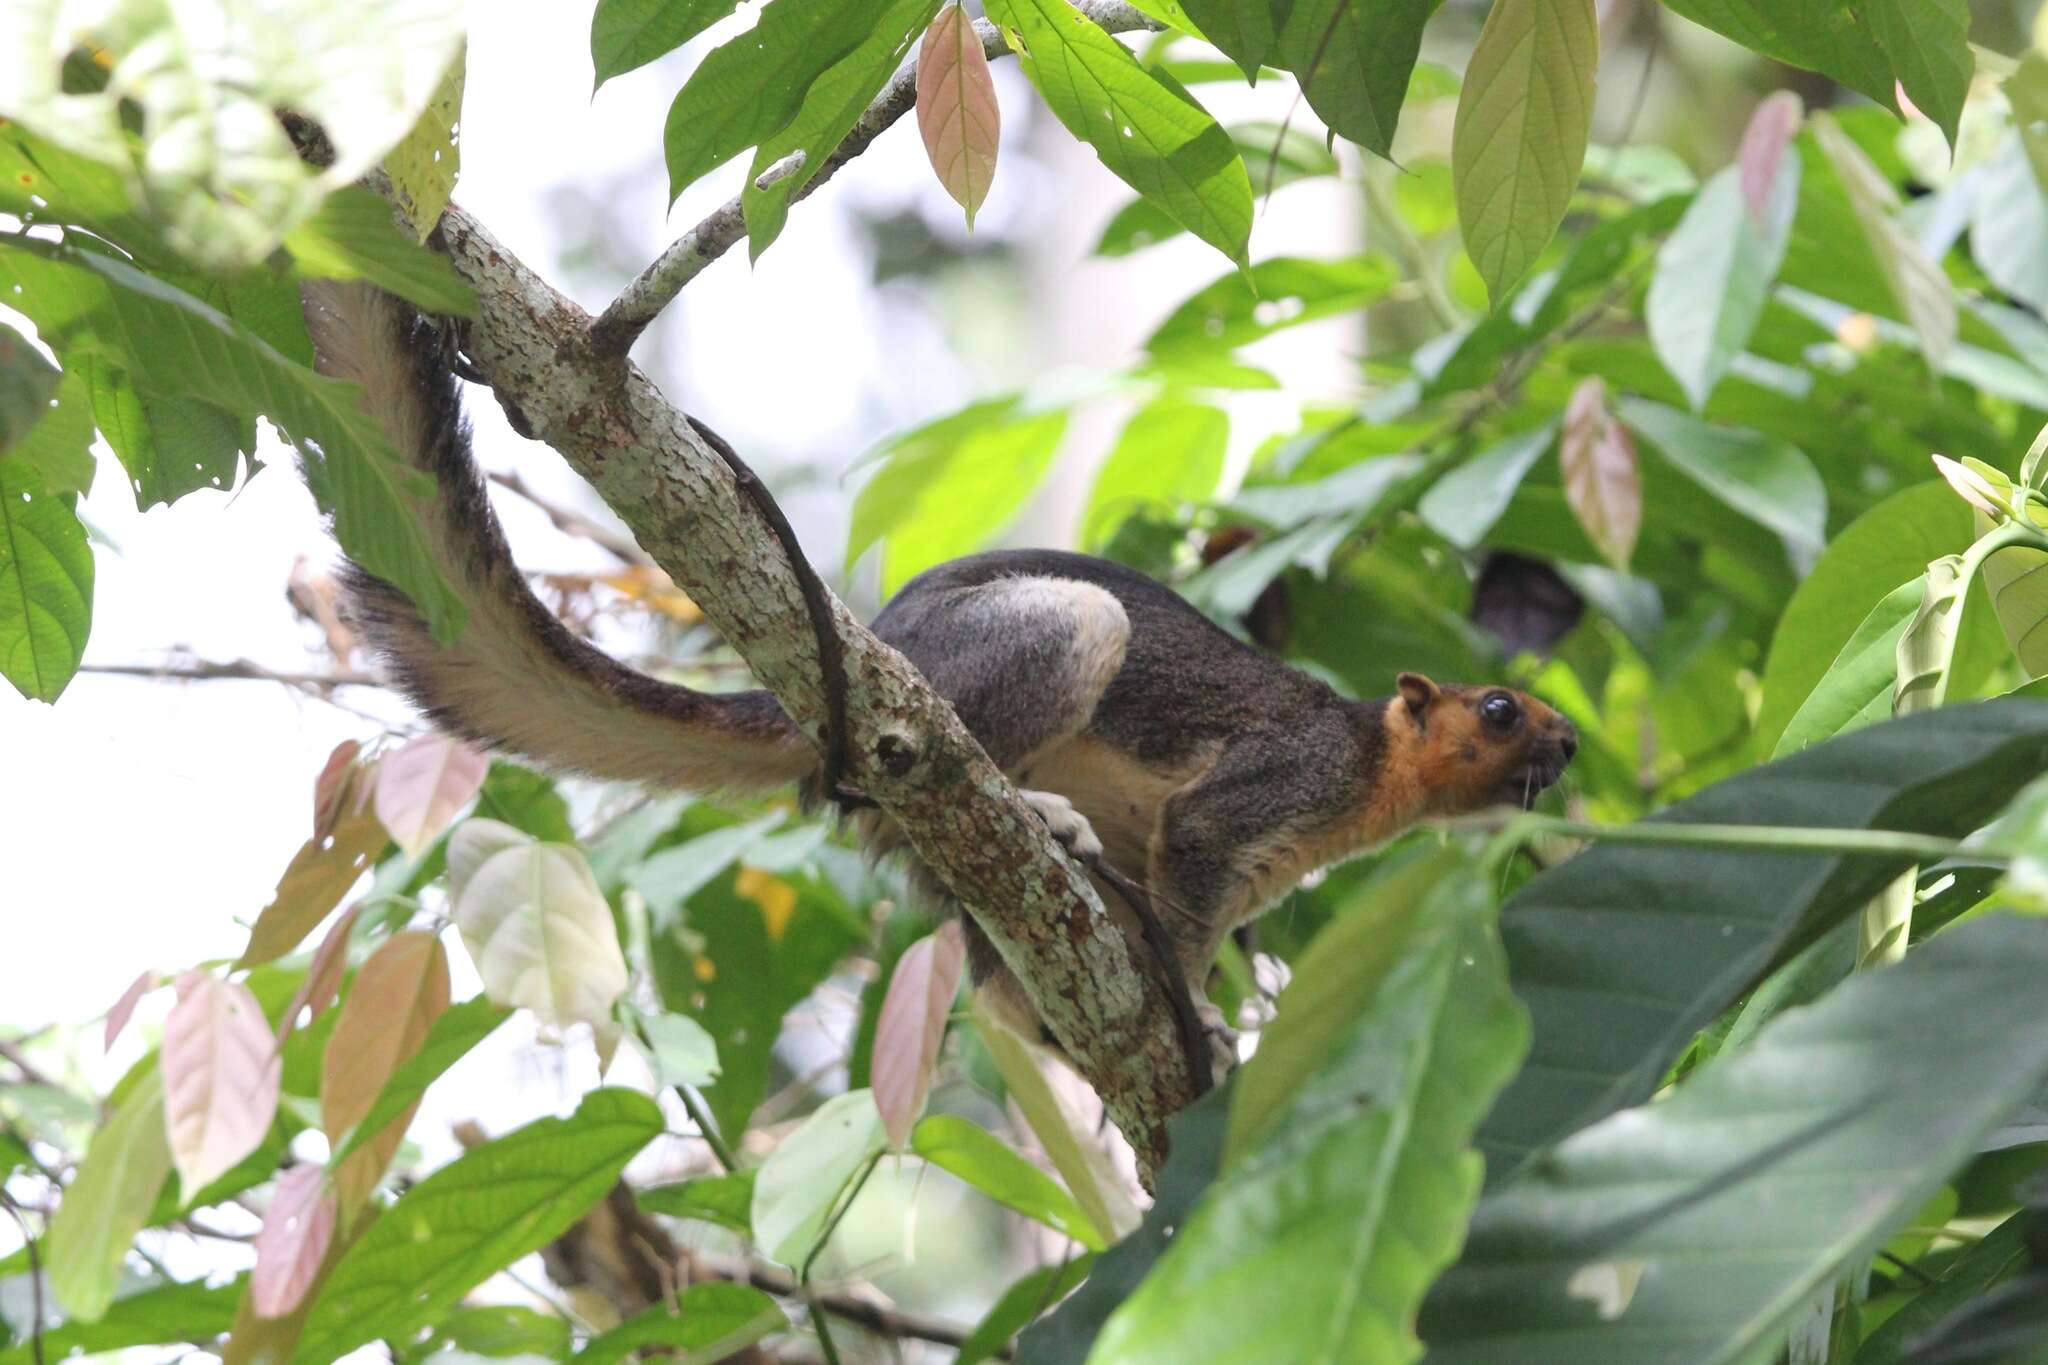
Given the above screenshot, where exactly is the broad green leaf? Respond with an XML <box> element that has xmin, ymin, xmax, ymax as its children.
<box><xmin>1096</xmin><ymin>121</ymin><xmax>1336</xmax><ymax>257</ymax></box>
<box><xmin>1895</xmin><ymin>552</ymin><xmax>1969</xmax><ymax>715</ymax></box>
<box><xmin>1422</xmin><ymin>915</ymin><xmax>2048</xmax><ymax>1364</ymax></box>
<box><xmin>661</xmin><ymin>0</ymin><xmax>880</xmax><ymax>203</ymax></box>
<box><xmin>1094</xmin><ymin>865</ymin><xmax>1521</xmax><ymax>1365</ymax></box>
<box><xmin>0</xmin><ymin>317</ymin><xmax>58</xmax><ymax>451</ymax></box>
<box><xmin>1081</xmin><ymin>398</ymin><xmax>1227</xmax><ymax>548</ymax></box>
<box><xmin>282</xmin><ymin>189</ymin><xmax>476</xmax><ymax>316</ymax></box>
<box><xmin>846</xmin><ymin>396</ymin><xmax>1067</xmax><ymax>594</ymax></box>
<box><xmin>0</xmin><ymin>1278</ymin><xmax>241</xmax><ymax>1365</ymax></box>
<box><xmin>1417</xmin><ymin>425</ymin><xmax>1555</xmax><ymax>550</ymax></box>
<box><xmin>1979</xmin><ymin>518</ymin><xmax>2048</xmax><ymax>679</ymax></box>
<box><xmin>1273</xmin><ymin>0</ymin><xmax>1441</xmax><ymax>159</ymax></box>
<box><xmin>1970</xmin><ymin>134</ymin><xmax>2048</xmax><ymax>316</ymax></box>
<box><xmin>297</xmin><ymin>1088</ymin><xmax>664</xmax><ymax>1363</ymax></box>
<box><xmin>1476</xmin><ymin>698</ymin><xmax>2048</xmax><ymax>1179</ymax></box>
<box><xmin>1645</xmin><ymin>155</ymin><xmax>1799</xmax><ymax>411</ymax></box>
<box><xmin>1560</xmin><ymin>376</ymin><xmax>1639</xmax><ymax>570</ymax></box>
<box><xmin>323</xmin><ymin>932</ymin><xmax>450</xmax><ymax>1210</ymax></box>
<box><xmin>452</xmin><ymin>842</ymin><xmax>630</xmax><ymax>1040</ymax></box>
<box><xmin>576</xmin><ymin>1283</ymin><xmax>785</xmax><ymax>1365</ymax></box>
<box><xmin>1813</xmin><ymin>112</ymin><xmax>1956</xmax><ymax>368</ymax></box>
<box><xmin>384</xmin><ymin>41</ymin><xmax>465</xmax><ymax>243</ymax></box>
<box><xmin>0</xmin><ymin>454</ymin><xmax>91</xmax><ymax>701</ymax></box>
<box><xmin>1615</xmin><ymin>399</ymin><xmax>1826</xmax><ymax>572</ymax></box>
<box><xmin>1774</xmin><ymin>578</ymin><xmax>1923</xmax><ymax>757</ymax></box>
<box><xmin>1145</xmin><ymin>255</ymin><xmax>1397</xmax><ymax>354</ymax></box>
<box><xmin>989</xmin><ymin>0</ymin><xmax>1252</xmax><ymax>267</ymax></box>
<box><xmin>327</xmin><ymin>997</ymin><xmax>510</xmax><ymax>1167</ymax></box>
<box><xmin>751</xmin><ymin>1088</ymin><xmax>889</xmax><ymax>1267</ymax></box>
<box><xmin>591</xmin><ymin>0</ymin><xmax>740</xmax><ymax>89</ymax></box>
<box><xmin>1178</xmin><ymin>0</ymin><xmax>1271</xmax><ymax>79</ymax></box>
<box><xmin>638</xmin><ymin>1169</ymin><xmax>757</xmax><ymax>1231</ymax></box>
<box><xmin>744</xmin><ymin>0</ymin><xmax>941</xmax><ymax>258</ymax></box>
<box><xmin>916</xmin><ymin>2</ymin><xmax>1000</xmax><ymax>229</ymax></box>
<box><xmin>0</xmin><ymin>240</ymin><xmax>464</xmax><ymax>638</ymax></box>
<box><xmin>162</xmin><ymin>973</ymin><xmax>282</xmax><ymax>1200</ymax></box>
<box><xmin>621</xmin><ymin>1001</ymin><xmax>722</xmax><ymax>1089</ymax></box>
<box><xmin>46</xmin><ymin>1068</ymin><xmax>173</xmax><ymax>1321</ymax></box>
<box><xmin>0</xmin><ymin>0</ymin><xmax>463</xmax><ymax>270</ymax></box>
<box><xmin>1451</xmin><ymin>0</ymin><xmax>1598</xmax><ymax>305</ymax></box>
<box><xmin>1864</xmin><ymin>0</ymin><xmax>1972</xmax><ymax>152</ymax></box>
<box><xmin>2</xmin><ymin>367</ymin><xmax>95</xmax><ymax>496</ymax></box>
<box><xmin>1656</xmin><ymin>1</ymin><xmax>1896</xmax><ymax>111</ymax></box>
<box><xmin>959</xmin><ymin>1255</ymin><xmax>1097</xmax><ymax>1365</ymax></box>
<box><xmin>1851</xmin><ymin>1211</ymin><xmax>2040</xmax><ymax>1364</ymax></box>
<box><xmin>913</xmin><ymin>1115</ymin><xmax>1105</xmax><ymax>1250</ymax></box>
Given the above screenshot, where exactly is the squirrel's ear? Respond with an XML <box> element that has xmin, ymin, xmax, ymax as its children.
<box><xmin>1397</xmin><ymin>672</ymin><xmax>1440</xmax><ymax>719</ymax></box>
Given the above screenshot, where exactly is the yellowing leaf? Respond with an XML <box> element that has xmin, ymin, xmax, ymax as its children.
<box><xmin>162</xmin><ymin>972</ymin><xmax>283</xmax><ymax>1200</ymax></box>
<box><xmin>917</xmin><ymin>3</ymin><xmax>1001</xmax><ymax>228</ymax></box>
<box><xmin>374</xmin><ymin>733</ymin><xmax>488</xmax><ymax>859</ymax></box>
<box><xmin>735</xmin><ymin>865</ymin><xmax>797</xmax><ymax>941</ymax></box>
<box><xmin>238</xmin><ymin>806</ymin><xmax>389</xmax><ymax>967</ymax></box>
<box><xmin>453</xmin><ymin>841</ymin><xmax>630</xmax><ymax>1040</ymax></box>
<box><xmin>251</xmin><ymin>1163</ymin><xmax>337</xmax><ymax>1319</ymax></box>
<box><xmin>384</xmin><ymin>41</ymin><xmax>465</xmax><ymax>243</ymax></box>
<box><xmin>323</xmin><ymin>931</ymin><xmax>450</xmax><ymax>1211</ymax></box>
<box><xmin>1560</xmin><ymin>376</ymin><xmax>1641</xmax><ymax>570</ymax></box>
<box><xmin>600</xmin><ymin>566</ymin><xmax>700</xmax><ymax>624</ymax></box>
<box><xmin>873</xmin><ymin>922</ymin><xmax>966</xmax><ymax>1146</ymax></box>
<box><xmin>1452</xmin><ymin>0</ymin><xmax>1600</xmax><ymax>305</ymax></box>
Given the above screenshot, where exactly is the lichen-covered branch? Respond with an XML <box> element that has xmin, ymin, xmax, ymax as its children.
<box><xmin>588</xmin><ymin>0</ymin><xmax>1163</xmax><ymax>357</ymax></box>
<box><xmin>433</xmin><ymin>203</ymin><xmax>1200</xmax><ymax>1176</ymax></box>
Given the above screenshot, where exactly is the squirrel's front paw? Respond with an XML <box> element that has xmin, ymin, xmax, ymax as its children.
<box><xmin>1196</xmin><ymin>999</ymin><xmax>1240</xmax><ymax>1085</ymax></box>
<box><xmin>1021</xmin><ymin>789</ymin><xmax>1103</xmax><ymax>861</ymax></box>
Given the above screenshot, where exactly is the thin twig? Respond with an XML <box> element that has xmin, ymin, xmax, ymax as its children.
<box><xmin>487</xmin><ymin>469</ymin><xmax>654</xmax><ymax>567</ymax></box>
<box><xmin>75</xmin><ymin>660</ymin><xmax>382</xmax><ymax>689</ymax></box>
<box><xmin>588</xmin><ymin>1</ymin><xmax>1163</xmax><ymax>357</ymax></box>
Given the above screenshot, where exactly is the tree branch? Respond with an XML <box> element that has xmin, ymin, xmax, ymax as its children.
<box><xmin>588</xmin><ymin>0</ymin><xmax>1163</xmax><ymax>357</ymax></box>
<box><xmin>76</xmin><ymin>660</ymin><xmax>382</xmax><ymax>688</ymax></box>
<box><xmin>431</xmin><ymin>202</ymin><xmax>1201</xmax><ymax>1176</ymax></box>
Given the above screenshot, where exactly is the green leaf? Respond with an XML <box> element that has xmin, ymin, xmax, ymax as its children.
<box><xmin>327</xmin><ymin>997</ymin><xmax>510</xmax><ymax>1167</ymax></box>
<box><xmin>46</xmin><ymin>1069</ymin><xmax>172</xmax><ymax>1322</ymax></box>
<box><xmin>384</xmin><ymin>43</ymin><xmax>465</xmax><ymax>244</ymax></box>
<box><xmin>298</xmin><ymin>1088</ymin><xmax>664</xmax><ymax>1363</ymax></box>
<box><xmin>913</xmin><ymin>1115</ymin><xmax>1106</xmax><ymax>1250</ymax></box>
<box><xmin>1177</xmin><ymin>0</ymin><xmax>1272</xmax><ymax>80</ymax></box>
<box><xmin>622</xmin><ymin>1002</ymin><xmax>721</xmax><ymax>1089</ymax></box>
<box><xmin>638</xmin><ymin>1170</ymin><xmax>758</xmax><ymax>1231</ymax></box>
<box><xmin>1645</xmin><ymin>159</ymin><xmax>1799</xmax><ymax>411</ymax></box>
<box><xmin>1864</xmin><ymin>0</ymin><xmax>1972</xmax><ymax>152</ymax></box>
<box><xmin>3</xmin><ymin>368</ymin><xmax>96</xmax><ymax>496</ymax></box>
<box><xmin>0</xmin><ymin>238</ymin><xmax>465</xmax><ymax>641</ymax></box>
<box><xmin>416</xmin><ymin>1303</ymin><xmax>574</xmax><ymax>1359</ymax></box>
<box><xmin>743</xmin><ymin>0</ymin><xmax>940</xmax><ymax>259</ymax></box>
<box><xmin>1980</xmin><ymin>520</ymin><xmax>2048</xmax><ymax>679</ymax></box>
<box><xmin>282</xmin><ymin>188</ymin><xmax>476</xmax><ymax>316</ymax></box>
<box><xmin>1813</xmin><ymin>111</ymin><xmax>1956</xmax><ymax>368</ymax></box>
<box><xmin>1615</xmin><ymin>399</ymin><xmax>1827</xmax><ymax>573</ymax></box>
<box><xmin>751</xmin><ymin>1089</ymin><xmax>889</xmax><ymax>1267</ymax></box>
<box><xmin>1273</xmin><ymin>0</ymin><xmax>1441</xmax><ymax>159</ymax></box>
<box><xmin>1476</xmin><ymin>698</ymin><xmax>2048</xmax><ymax>1180</ymax></box>
<box><xmin>1417</xmin><ymin>425</ymin><xmax>1555</xmax><ymax>550</ymax></box>
<box><xmin>0</xmin><ymin>318</ymin><xmax>59</xmax><ymax>452</ymax></box>
<box><xmin>1774</xmin><ymin>577</ymin><xmax>1923</xmax><ymax>757</ymax></box>
<box><xmin>845</xmin><ymin>396</ymin><xmax>1067</xmax><ymax>594</ymax></box>
<box><xmin>0</xmin><ymin>1278</ymin><xmax>242</xmax><ymax>1365</ymax></box>
<box><xmin>0</xmin><ymin>453</ymin><xmax>92</xmax><ymax>702</ymax></box>
<box><xmin>1971</xmin><ymin>134</ymin><xmax>2048</xmax><ymax>317</ymax></box>
<box><xmin>1656</xmin><ymin>0</ymin><xmax>1896</xmax><ymax>111</ymax></box>
<box><xmin>591</xmin><ymin>0</ymin><xmax>741</xmax><ymax>89</ymax></box>
<box><xmin>989</xmin><ymin>0</ymin><xmax>1252</xmax><ymax>267</ymax></box>
<box><xmin>1422</xmin><ymin>915</ymin><xmax>2048</xmax><ymax>1364</ymax></box>
<box><xmin>1145</xmin><ymin>255</ymin><xmax>1397</xmax><ymax>353</ymax></box>
<box><xmin>1895</xmin><ymin>551</ymin><xmax>1971</xmax><ymax>715</ymax></box>
<box><xmin>1451</xmin><ymin>0</ymin><xmax>1599</xmax><ymax>305</ymax></box>
<box><xmin>1851</xmin><ymin>1210</ymin><xmax>2039</xmax><ymax>1365</ymax></box>
<box><xmin>576</xmin><ymin>1283</ymin><xmax>785</xmax><ymax>1364</ymax></box>
<box><xmin>1094</xmin><ymin>121</ymin><xmax>1335</xmax><ymax>257</ymax></box>
<box><xmin>1081</xmin><ymin>398</ymin><xmax>1226</xmax><ymax>548</ymax></box>
<box><xmin>85</xmin><ymin>357</ymin><xmax>248</xmax><ymax>510</ymax></box>
<box><xmin>1094</xmin><ymin>863</ymin><xmax>1522</xmax><ymax>1365</ymax></box>
<box><xmin>661</xmin><ymin>0</ymin><xmax>881</xmax><ymax>203</ymax></box>
<box><xmin>957</xmin><ymin>1254</ymin><xmax>1097</xmax><ymax>1365</ymax></box>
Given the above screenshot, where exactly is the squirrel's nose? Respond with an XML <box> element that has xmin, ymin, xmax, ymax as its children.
<box><xmin>1557</xmin><ymin>724</ymin><xmax>1579</xmax><ymax>762</ymax></box>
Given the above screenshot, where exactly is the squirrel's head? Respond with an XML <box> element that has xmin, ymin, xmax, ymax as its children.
<box><xmin>1390</xmin><ymin>672</ymin><xmax>1578</xmax><ymax>814</ymax></box>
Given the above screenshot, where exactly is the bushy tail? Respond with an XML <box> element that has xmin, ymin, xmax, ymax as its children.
<box><xmin>300</xmin><ymin>282</ymin><xmax>814</xmax><ymax>793</ymax></box>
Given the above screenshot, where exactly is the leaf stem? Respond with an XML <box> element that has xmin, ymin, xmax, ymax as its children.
<box><xmin>1477</xmin><ymin>814</ymin><xmax>1975</xmax><ymax>867</ymax></box>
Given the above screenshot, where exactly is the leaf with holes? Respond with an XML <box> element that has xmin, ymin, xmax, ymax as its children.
<box><xmin>873</xmin><ymin>923</ymin><xmax>965</xmax><ymax>1146</ymax></box>
<box><xmin>323</xmin><ymin>931</ymin><xmax>450</xmax><ymax>1210</ymax></box>
<box><xmin>238</xmin><ymin>804</ymin><xmax>389</xmax><ymax>967</ymax></box>
<box><xmin>1559</xmin><ymin>377</ymin><xmax>1640</xmax><ymax>570</ymax></box>
<box><xmin>162</xmin><ymin>973</ymin><xmax>282</xmax><ymax>1200</ymax></box>
<box><xmin>252</xmin><ymin>1164</ymin><xmax>337</xmax><ymax>1319</ymax></box>
<box><xmin>373</xmin><ymin>733</ymin><xmax>488</xmax><ymax>858</ymax></box>
<box><xmin>0</xmin><ymin>456</ymin><xmax>91</xmax><ymax>702</ymax></box>
<box><xmin>917</xmin><ymin>3</ymin><xmax>1000</xmax><ymax>228</ymax></box>
<box><xmin>1452</xmin><ymin>0</ymin><xmax>1599</xmax><ymax>305</ymax></box>
<box><xmin>384</xmin><ymin>41</ymin><xmax>465</xmax><ymax>243</ymax></box>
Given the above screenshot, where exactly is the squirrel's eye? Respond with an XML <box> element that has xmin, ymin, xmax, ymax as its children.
<box><xmin>1480</xmin><ymin>694</ymin><xmax>1519</xmax><ymax>729</ymax></box>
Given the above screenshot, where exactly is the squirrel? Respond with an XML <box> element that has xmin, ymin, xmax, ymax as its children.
<box><xmin>299</xmin><ymin>281</ymin><xmax>1579</xmax><ymax>1056</ymax></box>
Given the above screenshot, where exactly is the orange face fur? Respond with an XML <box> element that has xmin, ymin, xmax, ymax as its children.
<box><xmin>1388</xmin><ymin>671</ymin><xmax>1578</xmax><ymax>818</ymax></box>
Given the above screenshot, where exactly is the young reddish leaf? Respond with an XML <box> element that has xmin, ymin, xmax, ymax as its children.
<box><xmin>277</xmin><ymin>904</ymin><xmax>363</xmax><ymax>1046</ymax></box>
<box><xmin>373</xmin><ymin>734</ymin><xmax>489</xmax><ymax>858</ymax></box>
<box><xmin>251</xmin><ymin>1163</ymin><xmax>337</xmax><ymax>1318</ymax></box>
<box><xmin>238</xmin><ymin>806</ymin><xmax>389</xmax><ymax>968</ymax></box>
<box><xmin>872</xmin><ymin>922</ymin><xmax>966</xmax><ymax>1147</ymax></box>
<box><xmin>104</xmin><ymin>970</ymin><xmax>159</xmax><ymax>1053</ymax></box>
<box><xmin>1561</xmin><ymin>377</ymin><xmax>1641</xmax><ymax>570</ymax></box>
<box><xmin>311</xmin><ymin>739</ymin><xmax>364</xmax><ymax>840</ymax></box>
<box><xmin>162</xmin><ymin>972</ymin><xmax>283</xmax><ymax>1199</ymax></box>
<box><xmin>1737</xmin><ymin>91</ymin><xmax>1804</xmax><ymax>227</ymax></box>
<box><xmin>917</xmin><ymin>3</ymin><xmax>1000</xmax><ymax>228</ymax></box>
<box><xmin>323</xmin><ymin>931</ymin><xmax>451</xmax><ymax>1211</ymax></box>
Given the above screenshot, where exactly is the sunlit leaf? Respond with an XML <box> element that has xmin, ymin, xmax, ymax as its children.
<box><xmin>1145</xmin><ymin>255</ymin><xmax>1397</xmax><ymax>353</ymax></box>
<box><xmin>0</xmin><ymin>455</ymin><xmax>90</xmax><ymax>702</ymax></box>
<box><xmin>1082</xmin><ymin>398</ymin><xmax>1227</xmax><ymax>549</ymax></box>
<box><xmin>914</xmin><ymin>1114</ymin><xmax>1104</xmax><ymax>1249</ymax></box>
<box><xmin>1273</xmin><ymin>0</ymin><xmax>1439</xmax><ymax>159</ymax></box>
<box><xmin>383</xmin><ymin>40</ymin><xmax>464</xmax><ymax>243</ymax></box>
<box><xmin>103</xmin><ymin>970</ymin><xmax>159</xmax><ymax>1054</ymax></box>
<box><xmin>162</xmin><ymin>973</ymin><xmax>282</xmax><ymax>1200</ymax></box>
<box><xmin>918</xmin><ymin>3</ymin><xmax>1000</xmax><ymax>228</ymax></box>
<box><xmin>1178</xmin><ymin>0</ymin><xmax>1270</xmax><ymax>80</ymax></box>
<box><xmin>873</xmin><ymin>922</ymin><xmax>964</xmax><ymax>1146</ymax></box>
<box><xmin>751</xmin><ymin>1088</ymin><xmax>889</xmax><ymax>1267</ymax></box>
<box><xmin>1616</xmin><ymin>400</ymin><xmax>1826</xmax><ymax>572</ymax></box>
<box><xmin>251</xmin><ymin>1164</ymin><xmax>336</xmax><ymax>1319</ymax></box>
<box><xmin>282</xmin><ymin>189</ymin><xmax>475</xmax><ymax>316</ymax></box>
<box><xmin>0</xmin><ymin>1278</ymin><xmax>240</xmax><ymax>1363</ymax></box>
<box><xmin>1774</xmin><ymin>577</ymin><xmax>1922</xmax><ymax>757</ymax></box>
<box><xmin>1096</xmin><ymin>121</ymin><xmax>1336</xmax><ymax>257</ymax></box>
<box><xmin>1418</xmin><ymin>425</ymin><xmax>1555</xmax><ymax>550</ymax></box>
<box><xmin>2</xmin><ymin>366</ymin><xmax>95</xmax><ymax>496</ymax></box>
<box><xmin>452</xmin><ymin>840</ymin><xmax>630</xmax><ymax>1041</ymax></box>
<box><xmin>1979</xmin><ymin>513</ymin><xmax>2048</xmax><ymax>679</ymax></box>
<box><xmin>373</xmin><ymin>733</ymin><xmax>488</xmax><ymax>859</ymax></box>
<box><xmin>1559</xmin><ymin>377</ymin><xmax>1640</xmax><ymax>570</ymax></box>
<box><xmin>279</xmin><ymin>904</ymin><xmax>361</xmax><ymax>1047</ymax></box>
<box><xmin>621</xmin><ymin>1000</ymin><xmax>722</xmax><ymax>1089</ymax></box>
<box><xmin>323</xmin><ymin>931</ymin><xmax>450</xmax><ymax>1210</ymax></box>
<box><xmin>1894</xmin><ymin>552</ymin><xmax>1969</xmax><ymax>715</ymax></box>
<box><xmin>591</xmin><ymin>0</ymin><xmax>738</xmax><ymax>89</ymax></box>
<box><xmin>46</xmin><ymin>1069</ymin><xmax>172</xmax><ymax>1321</ymax></box>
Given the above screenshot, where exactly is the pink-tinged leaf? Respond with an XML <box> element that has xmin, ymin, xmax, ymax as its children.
<box><xmin>251</xmin><ymin>1163</ymin><xmax>336</xmax><ymax>1318</ymax></box>
<box><xmin>277</xmin><ymin>904</ymin><xmax>363</xmax><ymax>1046</ymax></box>
<box><xmin>104</xmin><ymin>970</ymin><xmax>158</xmax><ymax>1053</ymax></box>
<box><xmin>872</xmin><ymin>921</ymin><xmax>967</xmax><ymax>1147</ymax></box>
<box><xmin>1738</xmin><ymin>91</ymin><xmax>1804</xmax><ymax>227</ymax></box>
<box><xmin>238</xmin><ymin>807</ymin><xmax>389</xmax><ymax>968</ymax></box>
<box><xmin>323</xmin><ymin>931</ymin><xmax>450</xmax><ymax>1210</ymax></box>
<box><xmin>162</xmin><ymin>973</ymin><xmax>283</xmax><ymax>1198</ymax></box>
<box><xmin>916</xmin><ymin>3</ymin><xmax>1000</xmax><ymax>228</ymax></box>
<box><xmin>1561</xmin><ymin>377</ymin><xmax>1641</xmax><ymax>570</ymax></box>
<box><xmin>312</xmin><ymin>740</ymin><xmax>364</xmax><ymax>840</ymax></box>
<box><xmin>374</xmin><ymin>735</ymin><xmax>488</xmax><ymax>858</ymax></box>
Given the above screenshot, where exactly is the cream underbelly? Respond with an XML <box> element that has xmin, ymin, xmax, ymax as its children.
<box><xmin>1014</xmin><ymin>736</ymin><xmax>1216</xmax><ymax>876</ymax></box>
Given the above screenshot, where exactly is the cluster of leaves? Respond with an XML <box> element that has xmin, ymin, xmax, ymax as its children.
<box><xmin>10</xmin><ymin>0</ymin><xmax>2048</xmax><ymax>1363</ymax></box>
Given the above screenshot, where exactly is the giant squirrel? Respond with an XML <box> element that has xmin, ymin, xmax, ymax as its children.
<box><xmin>300</xmin><ymin>281</ymin><xmax>1579</xmax><ymax>1057</ymax></box>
